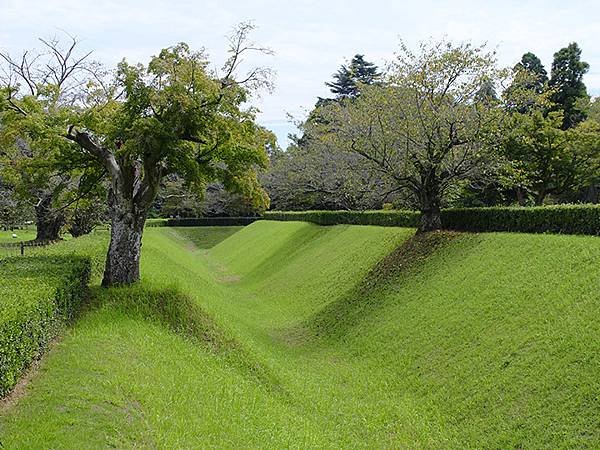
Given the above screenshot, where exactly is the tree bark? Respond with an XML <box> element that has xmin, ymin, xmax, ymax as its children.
<box><xmin>65</xmin><ymin>129</ymin><xmax>162</xmax><ymax>286</ymax></box>
<box><xmin>534</xmin><ymin>187</ymin><xmax>547</xmax><ymax>206</ymax></box>
<box><xmin>102</xmin><ymin>189</ymin><xmax>147</xmax><ymax>287</ymax></box>
<box><xmin>35</xmin><ymin>195</ymin><xmax>64</xmax><ymax>241</ymax></box>
<box><xmin>516</xmin><ymin>187</ymin><xmax>526</xmax><ymax>206</ymax></box>
<box><xmin>419</xmin><ymin>205</ymin><xmax>442</xmax><ymax>233</ymax></box>
<box><xmin>418</xmin><ymin>170</ymin><xmax>442</xmax><ymax>233</ymax></box>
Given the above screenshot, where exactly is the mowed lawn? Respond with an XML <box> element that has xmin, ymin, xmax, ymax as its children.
<box><xmin>1</xmin><ymin>221</ymin><xmax>600</xmax><ymax>448</ymax></box>
<box><xmin>0</xmin><ymin>227</ymin><xmax>36</xmax><ymax>243</ymax></box>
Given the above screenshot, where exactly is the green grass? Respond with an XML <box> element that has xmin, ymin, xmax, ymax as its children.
<box><xmin>161</xmin><ymin>226</ymin><xmax>243</xmax><ymax>249</ymax></box>
<box><xmin>0</xmin><ymin>227</ymin><xmax>36</xmax><ymax>243</ymax></box>
<box><xmin>1</xmin><ymin>222</ymin><xmax>600</xmax><ymax>447</ymax></box>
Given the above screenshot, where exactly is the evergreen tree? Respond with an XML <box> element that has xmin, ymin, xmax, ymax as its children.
<box><xmin>325</xmin><ymin>54</ymin><xmax>380</xmax><ymax>98</ymax></box>
<box><xmin>515</xmin><ymin>52</ymin><xmax>548</xmax><ymax>94</ymax></box>
<box><xmin>505</xmin><ymin>52</ymin><xmax>548</xmax><ymax>113</ymax></box>
<box><xmin>549</xmin><ymin>42</ymin><xmax>589</xmax><ymax>129</ymax></box>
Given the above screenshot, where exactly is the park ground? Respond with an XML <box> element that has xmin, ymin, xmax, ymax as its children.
<box><xmin>1</xmin><ymin>222</ymin><xmax>600</xmax><ymax>448</ymax></box>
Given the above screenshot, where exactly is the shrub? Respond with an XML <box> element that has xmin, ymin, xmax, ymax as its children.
<box><xmin>265</xmin><ymin>205</ymin><xmax>600</xmax><ymax>235</ymax></box>
<box><xmin>0</xmin><ymin>255</ymin><xmax>91</xmax><ymax>397</ymax></box>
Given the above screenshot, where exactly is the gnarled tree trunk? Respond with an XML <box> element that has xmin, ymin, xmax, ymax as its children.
<box><xmin>67</xmin><ymin>129</ymin><xmax>162</xmax><ymax>287</ymax></box>
<box><xmin>101</xmin><ymin>189</ymin><xmax>148</xmax><ymax>287</ymax></box>
<box><xmin>35</xmin><ymin>195</ymin><xmax>64</xmax><ymax>241</ymax></box>
<box><xmin>418</xmin><ymin>169</ymin><xmax>442</xmax><ymax>233</ymax></box>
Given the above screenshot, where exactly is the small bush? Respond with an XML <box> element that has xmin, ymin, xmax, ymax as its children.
<box><xmin>0</xmin><ymin>255</ymin><xmax>91</xmax><ymax>397</ymax></box>
<box><xmin>265</xmin><ymin>205</ymin><xmax>600</xmax><ymax>235</ymax></box>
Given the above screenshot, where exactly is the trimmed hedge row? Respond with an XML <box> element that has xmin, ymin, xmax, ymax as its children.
<box><xmin>165</xmin><ymin>217</ymin><xmax>262</xmax><ymax>227</ymax></box>
<box><xmin>265</xmin><ymin>205</ymin><xmax>600</xmax><ymax>235</ymax></box>
<box><xmin>0</xmin><ymin>255</ymin><xmax>91</xmax><ymax>397</ymax></box>
<box><xmin>441</xmin><ymin>205</ymin><xmax>600</xmax><ymax>235</ymax></box>
<box><xmin>264</xmin><ymin>210</ymin><xmax>420</xmax><ymax>227</ymax></box>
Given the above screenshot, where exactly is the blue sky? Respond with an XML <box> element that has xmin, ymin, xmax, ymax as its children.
<box><xmin>1</xmin><ymin>0</ymin><xmax>599</xmax><ymax>147</ymax></box>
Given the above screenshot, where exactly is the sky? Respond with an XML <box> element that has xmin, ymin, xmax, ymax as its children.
<box><xmin>1</xmin><ymin>0</ymin><xmax>599</xmax><ymax>147</ymax></box>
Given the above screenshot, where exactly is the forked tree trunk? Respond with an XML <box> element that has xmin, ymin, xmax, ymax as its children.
<box><xmin>65</xmin><ymin>129</ymin><xmax>162</xmax><ymax>287</ymax></box>
<box><xmin>35</xmin><ymin>196</ymin><xmax>65</xmax><ymax>241</ymax></box>
<box><xmin>101</xmin><ymin>190</ymin><xmax>148</xmax><ymax>287</ymax></box>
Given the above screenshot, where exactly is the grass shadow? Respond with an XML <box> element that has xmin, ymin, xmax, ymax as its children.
<box><xmin>286</xmin><ymin>231</ymin><xmax>470</xmax><ymax>344</ymax></box>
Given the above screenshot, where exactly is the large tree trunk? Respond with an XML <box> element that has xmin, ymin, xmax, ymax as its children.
<box><xmin>418</xmin><ymin>171</ymin><xmax>442</xmax><ymax>233</ymax></box>
<box><xmin>65</xmin><ymin>129</ymin><xmax>162</xmax><ymax>286</ymax></box>
<box><xmin>35</xmin><ymin>196</ymin><xmax>64</xmax><ymax>241</ymax></box>
<box><xmin>419</xmin><ymin>204</ymin><xmax>442</xmax><ymax>232</ymax></box>
<box><xmin>102</xmin><ymin>190</ymin><xmax>147</xmax><ymax>287</ymax></box>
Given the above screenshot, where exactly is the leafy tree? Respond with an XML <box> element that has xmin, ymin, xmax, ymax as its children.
<box><xmin>318</xmin><ymin>40</ymin><xmax>504</xmax><ymax>231</ymax></box>
<box><xmin>263</xmin><ymin>136</ymin><xmax>397</xmax><ymax>211</ymax></box>
<box><xmin>515</xmin><ymin>52</ymin><xmax>548</xmax><ymax>93</ymax></box>
<box><xmin>505</xmin><ymin>52</ymin><xmax>549</xmax><ymax>113</ymax></box>
<box><xmin>0</xmin><ymin>179</ymin><xmax>33</xmax><ymax>230</ymax></box>
<box><xmin>0</xmin><ymin>37</ymin><xmax>103</xmax><ymax>241</ymax></box>
<box><xmin>502</xmin><ymin>111</ymin><xmax>568</xmax><ymax>204</ymax></box>
<box><xmin>151</xmin><ymin>176</ymin><xmax>260</xmax><ymax>218</ymax></box>
<box><xmin>549</xmin><ymin>42</ymin><xmax>589</xmax><ymax>129</ymax></box>
<box><xmin>325</xmin><ymin>54</ymin><xmax>381</xmax><ymax>98</ymax></box>
<box><xmin>588</xmin><ymin>96</ymin><xmax>600</xmax><ymax>123</ymax></box>
<box><xmin>62</xmin><ymin>24</ymin><xmax>273</xmax><ymax>285</ymax></box>
<box><xmin>565</xmin><ymin>119</ymin><xmax>600</xmax><ymax>202</ymax></box>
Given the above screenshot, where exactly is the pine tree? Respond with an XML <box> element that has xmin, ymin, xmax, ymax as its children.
<box><xmin>549</xmin><ymin>42</ymin><xmax>589</xmax><ymax>129</ymax></box>
<box><xmin>514</xmin><ymin>52</ymin><xmax>548</xmax><ymax>94</ymax></box>
<box><xmin>325</xmin><ymin>54</ymin><xmax>380</xmax><ymax>98</ymax></box>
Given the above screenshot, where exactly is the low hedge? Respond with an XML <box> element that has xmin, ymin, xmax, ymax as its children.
<box><xmin>166</xmin><ymin>217</ymin><xmax>262</xmax><ymax>227</ymax></box>
<box><xmin>0</xmin><ymin>254</ymin><xmax>91</xmax><ymax>397</ymax></box>
<box><xmin>264</xmin><ymin>210</ymin><xmax>420</xmax><ymax>227</ymax></box>
<box><xmin>265</xmin><ymin>205</ymin><xmax>600</xmax><ymax>235</ymax></box>
<box><xmin>441</xmin><ymin>205</ymin><xmax>600</xmax><ymax>235</ymax></box>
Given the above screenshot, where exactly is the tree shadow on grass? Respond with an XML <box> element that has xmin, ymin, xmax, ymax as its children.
<box><xmin>284</xmin><ymin>231</ymin><xmax>477</xmax><ymax>345</ymax></box>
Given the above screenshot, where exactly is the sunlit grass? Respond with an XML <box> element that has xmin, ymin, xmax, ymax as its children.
<box><xmin>1</xmin><ymin>222</ymin><xmax>600</xmax><ymax>448</ymax></box>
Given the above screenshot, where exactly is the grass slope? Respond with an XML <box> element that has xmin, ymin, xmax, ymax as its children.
<box><xmin>161</xmin><ymin>226</ymin><xmax>243</xmax><ymax>250</ymax></box>
<box><xmin>1</xmin><ymin>221</ymin><xmax>600</xmax><ymax>448</ymax></box>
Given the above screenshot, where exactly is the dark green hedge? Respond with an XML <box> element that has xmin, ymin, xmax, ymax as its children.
<box><xmin>0</xmin><ymin>255</ymin><xmax>91</xmax><ymax>397</ymax></box>
<box><xmin>165</xmin><ymin>217</ymin><xmax>261</xmax><ymax>227</ymax></box>
<box><xmin>441</xmin><ymin>205</ymin><xmax>600</xmax><ymax>235</ymax></box>
<box><xmin>264</xmin><ymin>210</ymin><xmax>420</xmax><ymax>227</ymax></box>
<box><xmin>265</xmin><ymin>205</ymin><xmax>600</xmax><ymax>235</ymax></box>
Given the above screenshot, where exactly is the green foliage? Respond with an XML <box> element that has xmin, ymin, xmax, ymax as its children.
<box><xmin>549</xmin><ymin>42</ymin><xmax>590</xmax><ymax>129</ymax></box>
<box><xmin>264</xmin><ymin>209</ymin><xmax>420</xmax><ymax>226</ymax></box>
<box><xmin>442</xmin><ymin>204</ymin><xmax>600</xmax><ymax>234</ymax></box>
<box><xmin>101</xmin><ymin>38</ymin><xmax>272</xmax><ymax>211</ymax></box>
<box><xmin>266</xmin><ymin>204</ymin><xmax>600</xmax><ymax>235</ymax></box>
<box><xmin>0</xmin><ymin>254</ymin><xmax>91</xmax><ymax>396</ymax></box>
<box><xmin>316</xmin><ymin>39</ymin><xmax>506</xmax><ymax>230</ymax></box>
<box><xmin>325</xmin><ymin>54</ymin><xmax>381</xmax><ymax>98</ymax></box>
